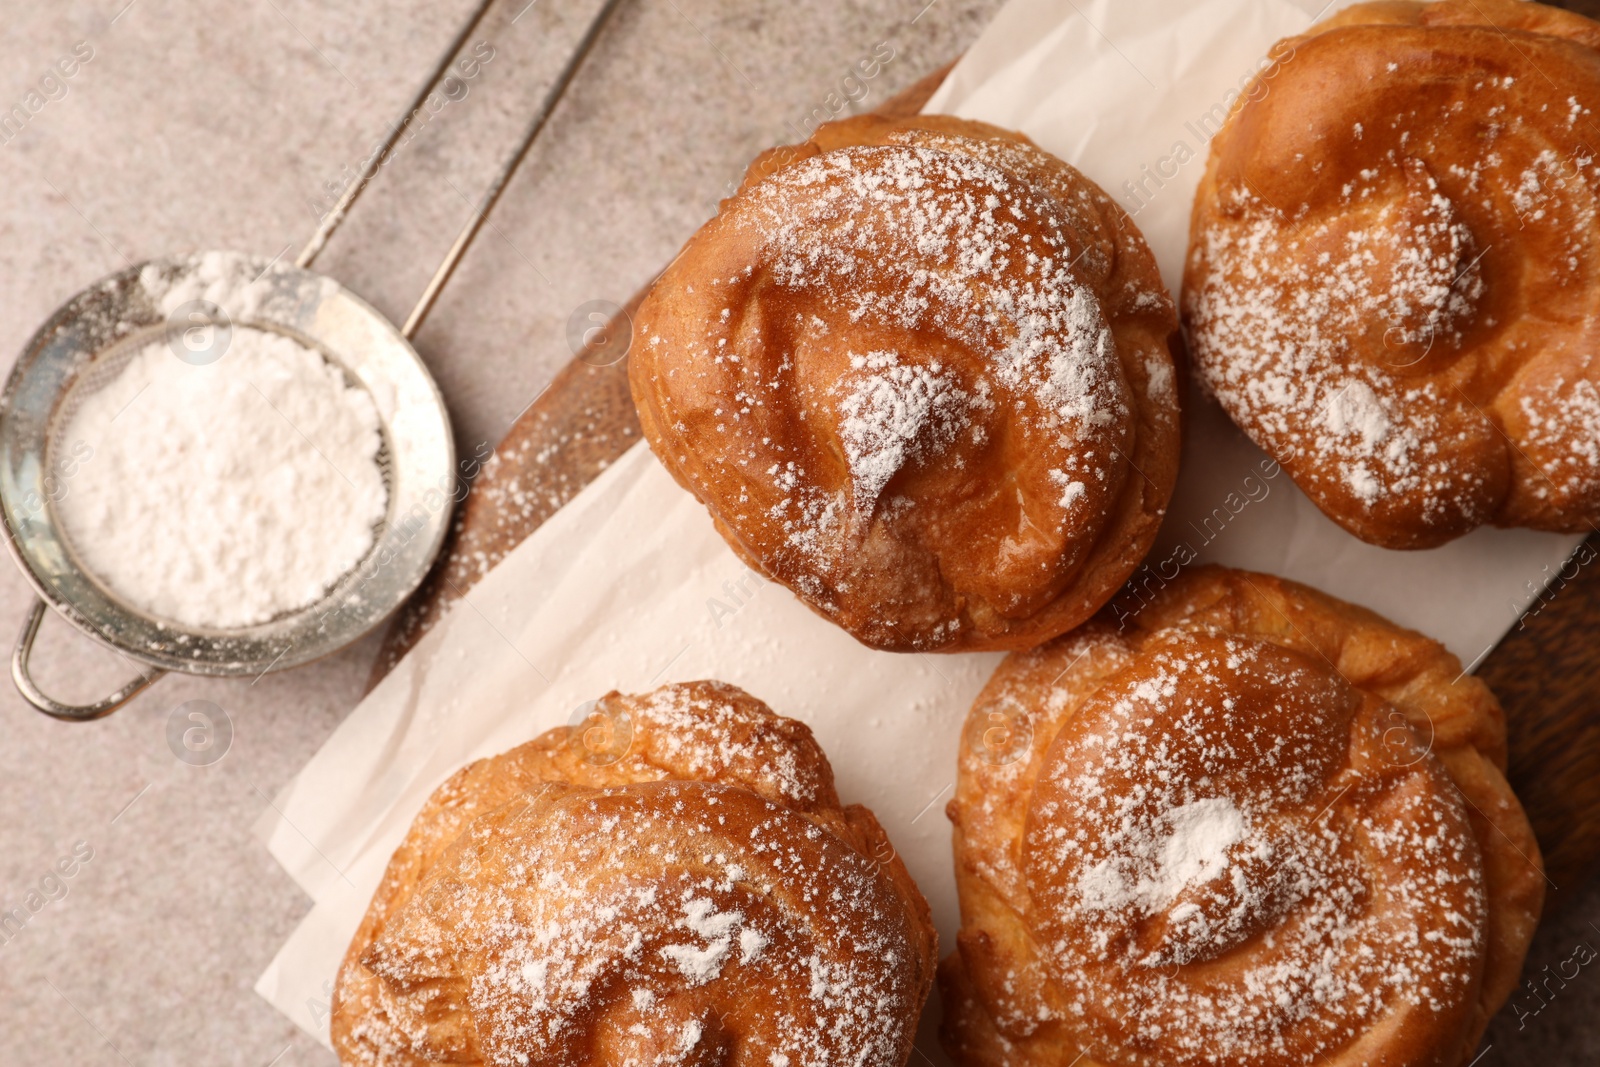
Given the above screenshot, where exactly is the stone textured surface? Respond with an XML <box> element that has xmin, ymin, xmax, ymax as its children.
<box><xmin>0</xmin><ymin>2</ymin><xmax>1597</xmax><ymax>1066</ymax></box>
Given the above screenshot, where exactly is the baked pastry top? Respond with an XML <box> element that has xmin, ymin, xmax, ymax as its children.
<box><xmin>941</xmin><ymin>566</ymin><xmax>1544</xmax><ymax>1067</ymax></box>
<box><xmin>1184</xmin><ymin>0</ymin><xmax>1600</xmax><ymax>548</ymax></box>
<box><xmin>331</xmin><ymin>680</ymin><xmax>936</xmax><ymax>1067</ymax></box>
<box><xmin>632</xmin><ymin>114</ymin><xmax>1180</xmax><ymax>652</ymax></box>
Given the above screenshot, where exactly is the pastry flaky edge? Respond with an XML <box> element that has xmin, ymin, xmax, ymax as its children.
<box><xmin>630</xmin><ymin>112</ymin><xmax>1182</xmax><ymax>654</ymax></box>
<box><xmin>329</xmin><ymin>680</ymin><xmax>936</xmax><ymax>1067</ymax></box>
<box><xmin>1182</xmin><ymin>0</ymin><xmax>1600</xmax><ymax>549</ymax></box>
<box><xmin>940</xmin><ymin>565</ymin><xmax>1545</xmax><ymax>1067</ymax></box>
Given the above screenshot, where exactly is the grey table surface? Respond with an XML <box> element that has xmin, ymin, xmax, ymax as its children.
<box><xmin>1</xmin><ymin>2</ymin><xmax>1599</xmax><ymax>1065</ymax></box>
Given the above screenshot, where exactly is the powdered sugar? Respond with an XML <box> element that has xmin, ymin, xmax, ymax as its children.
<box><xmin>55</xmin><ymin>326</ymin><xmax>386</xmax><ymax>629</ymax></box>
<box><xmin>1076</xmin><ymin>796</ymin><xmax>1246</xmax><ymax>914</ymax></box>
<box><xmin>739</xmin><ymin>925</ymin><xmax>770</xmax><ymax>965</ymax></box>
<box><xmin>1186</xmin><ymin>53</ymin><xmax>1600</xmax><ymax>539</ymax></box>
<box><xmin>1521</xmin><ymin>377</ymin><xmax>1600</xmax><ymax>493</ymax></box>
<box><xmin>1187</xmin><ymin>171</ymin><xmax>1484</xmax><ymax>525</ymax></box>
<box><xmin>621</xmin><ymin>681</ymin><xmax>822</xmax><ymax>806</ymax></box>
<box><xmin>361</xmin><ymin>780</ymin><xmax>926</xmax><ymax>1067</ymax></box>
<box><xmin>745</xmin><ymin>144</ymin><xmax>1126</xmax><ymax>563</ymax></box>
<box><xmin>652</xmin><ymin>141</ymin><xmax>1133</xmax><ymax>622</ymax></box>
<box><xmin>1012</xmin><ymin>633</ymin><xmax>1488</xmax><ymax>1066</ymax></box>
<box><xmin>1321</xmin><ymin>380</ymin><xmax>1391</xmax><ymax>450</ymax></box>
<box><xmin>836</xmin><ymin>349</ymin><xmax>978</xmax><ymax>508</ymax></box>
<box><xmin>660</xmin><ymin>897</ymin><xmax>741</xmax><ymax>984</ymax></box>
<box><xmin>1048</xmin><ymin>470</ymin><xmax>1088</xmax><ymax>510</ymax></box>
<box><xmin>139</xmin><ymin>248</ymin><xmax>340</xmax><ymax>328</ymax></box>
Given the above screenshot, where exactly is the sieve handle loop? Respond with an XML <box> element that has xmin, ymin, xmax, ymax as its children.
<box><xmin>296</xmin><ymin>0</ymin><xmax>504</xmax><ymax>270</ymax></box>
<box><xmin>12</xmin><ymin>599</ymin><xmax>165</xmax><ymax>722</ymax></box>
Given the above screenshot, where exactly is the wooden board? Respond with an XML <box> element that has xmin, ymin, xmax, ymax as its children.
<box><xmin>368</xmin><ymin>59</ymin><xmax>1600</xmax><ymax>908</ymax></box>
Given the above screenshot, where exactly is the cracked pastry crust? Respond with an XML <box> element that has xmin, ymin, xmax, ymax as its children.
<box><xmin>630</xmin><ymin>114</ymin><xmax>1181</xmax><ymax>652</ymax></box>
<box><xmin>330</xmin><ymin>680</ymin><xmax>936</xmax><ymax>1067</ymax></box>
<box><xmin>941</xmin><ymin>566</ymin><xmax>1543</xmax><ymax>1067</ymax></box>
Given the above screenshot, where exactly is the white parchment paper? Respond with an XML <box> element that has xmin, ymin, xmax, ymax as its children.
<box><xmin>257</xmin><ymin>0</ymin><xmax>1583</xmax><ymax>1057</ymax></box>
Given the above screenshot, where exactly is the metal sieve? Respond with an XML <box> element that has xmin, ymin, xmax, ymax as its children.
<box><xmin>1</xmin><ymin>0</ymin><xmax>626</xmax><ymax>721</ymax></box>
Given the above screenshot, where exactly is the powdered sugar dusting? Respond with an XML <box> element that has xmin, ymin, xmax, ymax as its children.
<box><xmin>617</xmin><ymin>681</ymin><xmax>823</xmax><ymax>807</ymax></box>
<box><xmin>1519</xmin><ymin>375</ymin><xmax>1600</xmax><ymax>504</ymax></box>
<box><xmin>1186</xmin><ymin>42</ymin><xmax>1600</xmax><ymax>539</ymax></box>
<box><xmin>837</xmin><ymin>349</ymin><xmax>981</xmax><ymax>508</ymax></box>
<box><xmin>660</xmin><ymin>897</ymin><xmax>742</xmax><ymax>985</ymax></box>
<box><xmin>1075</xmin><ymin>796</ymin><xmax>1246</xmax><ymax>914</ymax></box>
<box><xmin>367</xmin><ymin>781</ymin><xmax>925</xmax><ymax>1067</ymax></box>
<box><xmin>1187</xmin><ymin>166</ymin><xmax>1487</xmax><ymax>530</ymax></box>
<box><xmin>1019</xmin><ymin>633</ymin><xmax>1487</xmax><ymax>1066</ymax></box>
<box><xmin>744</xmin><ymin>145</ymin><xmax>1126</xmax><ymax>562</ymax></box>
<box><xmin>336</xmin><ymin>682</ymin><xmax>934</xmax><ymax>1067</ymax></box>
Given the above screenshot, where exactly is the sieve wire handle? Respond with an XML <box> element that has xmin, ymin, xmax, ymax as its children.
<box><xmin>297</xmin><ymin>0</ymin><xmax>504</xmax><ymax>270</ymax></box>
<box><xmin>298</xmin><ymin>0</ymin><xmax>628</xmax><ymax>338</ymax></box>
<box><xmin>12</xmin><ymin>599</ymin><xmax>165</xmax><ymax>722</ymax></box>
<box><xmin>400</xmin><ymin>0</ymin><xmax>628</xmax><ymax>338</ymax></box>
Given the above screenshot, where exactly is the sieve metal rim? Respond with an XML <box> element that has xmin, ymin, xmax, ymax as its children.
<box><xmin>0</xmin><ymin>251</ymin><xmax>456</xmax><ymax>692</ymax></box>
